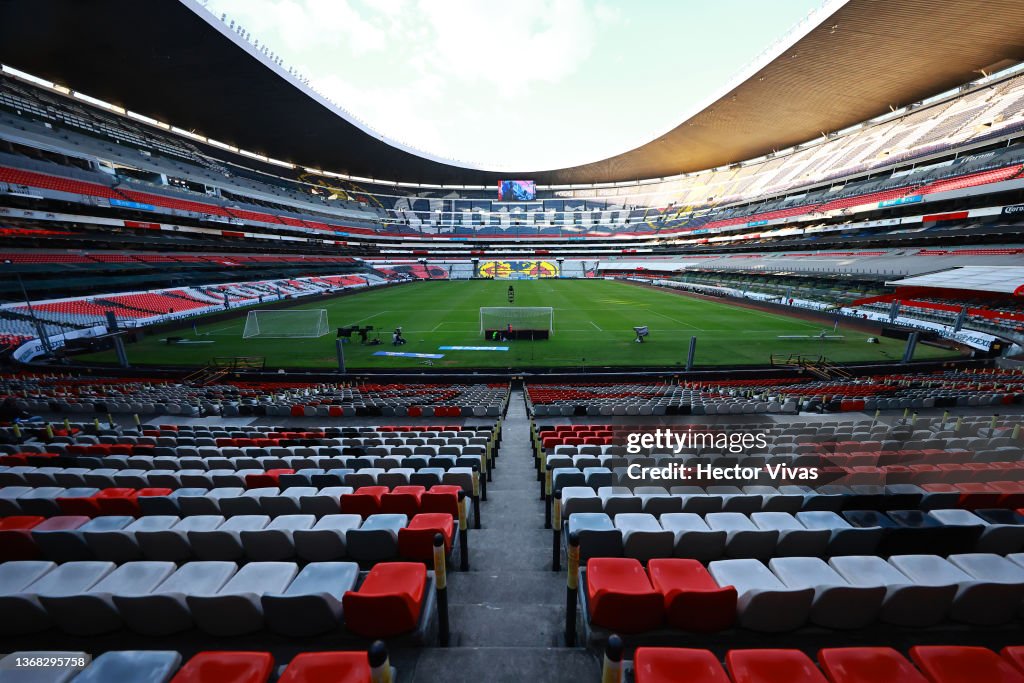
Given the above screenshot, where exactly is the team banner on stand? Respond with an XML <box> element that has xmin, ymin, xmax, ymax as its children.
<box><xmin>438</xmin><ymin>346</ymin><xmax>509</xmax><ymax>351</ymax></box>
<box><xmin>478</xmin><ymin>260</ymin><xmax>558</xmax><ymax>278</ymax></box>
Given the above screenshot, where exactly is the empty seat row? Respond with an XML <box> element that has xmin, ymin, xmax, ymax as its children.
<box><xmin>0</xmin><ymin>559</ymin><xmax>433</xmax><ymax>639</ymax></box>
<box><xmin>61</xmin><ymin>436</ymin><xmax>491</xmax><ymax>452</ymax></box>
<box><xmin>0</xmin><ymin>512</ymin><xmax>458</xmax><ymax>565</ymax></box>
<box><xmin>555</xmin><ymin>483</ymin><xmax>1014</xmax><ymax>520</ymax></box>
<box><xmin>530</xmin><ymin>402</ymin><xmax>796</xmax><ymax>416</ymax></box>
<box><xmin>543</xmin><ymin>447</ymin><xmax>1021</xmax><ymax>471</ymax></box>
<box><xmin>1</xmin><ymin>484</ymin><xmax>345</xmax><ymax>517</ymax></box>
<box><xmin>7</xmin><ymin>423</ymin><xmax>494</xmax><ymax>446</ymax></box>
<box><xmin>566</xmin><ymin>508</ymin><xmax>1024</xmax><ymax>563</ymax></box>
<box><xmin>1</xmin><ymin>461</ymin><xmax>480</xmax><ymax>493</ymax></box>
<box><xmin>1</xmin><ymin>481</ymin><xmax>469</xmax><ymax>518</ymax></box>
<box><xmin>624</xmin><ymin>644</ymin><xmax>1024</xmax><ymax>683</ymax></box>
<box><xmin>34</xmin><ymin>443</ymin><xmax>490</xmax><ymax>463</ymax></box>
<box><xmin>16</xmin><ymin>400</ymin><xmax>502</xmax><ymax>418</ymax></box>
<box><xmin>16</xmin><ymin>647</ymin><xmax>393</xmax><ymax>683</ymax></box>
<box><xmin>583</xmin><ymin>553</ymin><xmax>1024</xmax><ymax>635</ymax></box>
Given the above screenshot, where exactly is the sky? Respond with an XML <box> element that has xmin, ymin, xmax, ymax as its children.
<box><xmin>199</xmin><ymin>0</ymin><xmax>830</xmax><ymax>172</ymax></box>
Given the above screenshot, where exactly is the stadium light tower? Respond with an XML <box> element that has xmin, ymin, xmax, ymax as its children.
<box><xmin>3</xmin><ymin>260</ymin><xmax>52</xmax><ymax>354</ymax></box>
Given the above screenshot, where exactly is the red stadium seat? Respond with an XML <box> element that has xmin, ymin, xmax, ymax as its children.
<box><xmin>342</xmin><ymin>563</ymin><xmax>427</xmax><ymax>638</ymax></box>
<box><xmin>646</xmin><ymin>558</ymin><xmax>736</xmax><ymax>632</ymax></box>
<box><xmin>94</xmin><ymin>488</ymin><xmax>143</xmax><ymax>516</ymax></box>
<box><xmin>818</xmin><ymin>647</ymin><xmax>928</xmax><ymax>683</ymax></box>
<box><xmin>910</xmin><ymin>646</ymin><xmax>1024</xmax><ymax>683</ymax></box>
<box><xmin>726</xmin><ymin>649</ymin><xmax>827</xmax><ymax>683</ymax></box>
<box><xmin>0</xmin><ymin>515</ymin><xmax>45</xmax><ymax>561</ymax></box>
<box><xmin>33</xmin><ymin>515</ymin><xmax>90</xmax><ymax>532</ymax></box>
<box><xmin>170</xmin><ymin>651</ymin><xmax>274</xmax><ymax>683</ymax></box>
<box><xmin>952</xmin><ymin>483</ymin><xmax>1004</xmax><ymax>510</ymax></box>
<box><xmin>381</xmin><ymin>485</ymin><xmax>425</xmax><ymax>516</ymax></box>
<box><xmin>277</xmin><ymin>652</ymin><xmax>372</xmax><ymax>683</ymax></box>
<box><xmin>341</xmin><ymin>486</ymin><xmax>389</xmax><ymax>518</ymax></box>
<box><xmin>1002</xmin><ymin>647</ymin><xmax>1024</xmax><ymax>674</ymax></box>
<box><xmin>57</xmin><ymin>492</ymin><xmax>103</xmax><ymax>517</ymax></box>
<box><xmin>633</xmin><ymin>648</ymin><xmax>730</xmax><ymax>683</ymax></box>
<box><xmin>988</xmin><ymin>481</ymin><xmax>1024</xmax><ymax>509</ymax></box>
<box><xmin>421</xmin><ymin>485</ymin><xmax>461</xmax><ymax>517</ymax></box>
<box><xmin>0</xmin><ymin>166</ymin><xmax>123</xmax><ymax>198</ymax></box>
<box><xmin>245</xmin><ymin>469</ymin><xmax>294</xmax><ymax>489</ymax></box>
<box><xmin>398</xmin><ymin>513</ymin><xmax>454</xmax><ymax>561</ymax></box>
<box><xmin>586</xmin><ymin>558</ymin><xmax>663</xmax><ymax>633</ymax></box>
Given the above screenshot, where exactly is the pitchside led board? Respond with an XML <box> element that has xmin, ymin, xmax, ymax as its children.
<box><xmin>497</xmin><ymin>180</ymin><xmax>536</xmax><ymax>201</ymax></box>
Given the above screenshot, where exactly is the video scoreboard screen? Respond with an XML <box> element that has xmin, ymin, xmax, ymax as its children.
<box><xmin>497</xmin><ymin>180</ymin><xmax>536</xmax><ymax>201</ymax></box>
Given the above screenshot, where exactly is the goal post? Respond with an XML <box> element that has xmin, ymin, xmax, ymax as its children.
<box><xmin>479</xmin><ymin>306</ymin><xmax>553</xmax><ymax>339</ymax></box>
<box><xmin>242</xmin><ymin>309</ymin><xmax>330</xmax><ymax>338</ymax></box>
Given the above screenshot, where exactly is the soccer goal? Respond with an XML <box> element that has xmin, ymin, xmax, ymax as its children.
<box><xmin>479</xmin><ymin>306</ymin><xmax>553</xmax><ymax>340</ymax></box>
<box><xmin>494</xmin><ymin>272</ymin><xmax>537</xmax><ymax>281</ymax></box>
<box><xmin>242</xmin><ymin>309</ymin><xmax>330</xmax><ymax>338</ymax></box>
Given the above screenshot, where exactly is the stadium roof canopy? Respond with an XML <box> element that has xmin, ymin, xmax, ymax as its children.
<box><xmin>1</xmin><ymin>0</ymin><xmax>1023</xmax><ymax>185</ymax></box>
<box><xmin>888</xmin><ymin>267</ymin><xmax>1024</xmax><ymax>295</ymax></box>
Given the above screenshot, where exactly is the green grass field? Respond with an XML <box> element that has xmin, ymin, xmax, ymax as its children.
<box><xmin>78</xmin><ymin>280</ymin><xmax>960</xmax><ymax>370</ymax></box>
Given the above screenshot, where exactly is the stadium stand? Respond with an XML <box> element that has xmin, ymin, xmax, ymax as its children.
<box><xmin>606</xmin><ymin>644</ymin><xmax>1024</xmax><ymax>683</ymax></box>
<box><xmin>2</xmin><ymin>8</ymin><xmax>1024</xmax><ymax>682</ymax></box>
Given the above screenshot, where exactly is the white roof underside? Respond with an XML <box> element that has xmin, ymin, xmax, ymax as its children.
<box><xmin>887</xmin><ymin>266</ymin><xmax>1024</xmax><ymax>294</ymax></box>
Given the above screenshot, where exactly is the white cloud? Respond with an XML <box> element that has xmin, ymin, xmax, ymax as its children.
<box><xmin>410</xmin><ymin>0</ymin><xmax>606</xmax><ymax>95</ymax></box>
<box><xmin>201</xmin><ymin>0</ymin><xmax>823</xmax><ymax>171</ymax></box>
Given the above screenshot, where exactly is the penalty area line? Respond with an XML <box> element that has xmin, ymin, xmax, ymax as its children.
<box><xmin>348</xmin><ymin>311</ymin><xmax>388</xmax><ymax>325</ymax></box>
<box><xmin>648</xmin><ymin>309</ymin><xmax>703</xmax><ymax>331</ymax></box>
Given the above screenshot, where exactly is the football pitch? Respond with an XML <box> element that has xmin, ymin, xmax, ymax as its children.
<box><xmin>79</xmin><ymin>280</ymin><xmax>960</xmax><ymax>369</ymax></box>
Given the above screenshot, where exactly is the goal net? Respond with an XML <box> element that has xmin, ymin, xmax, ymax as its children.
<box><xmin>479</xmin><ymin>307</ymin><xmax>553</xmax><ymax>337</ymax></box>
<box><xmin>494</xmin><ymin>272</ymin><xmax>537</xmax><ymax>280</ymax></box>
<box><xmin>242</xmin><ymin>309</ymin><xmax>330</xmax><ymax>338</ymax></box>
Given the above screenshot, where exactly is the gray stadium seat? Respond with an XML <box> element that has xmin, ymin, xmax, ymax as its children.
<box><xmin>71</xmin><ymin>650</ymin><xmax>181</xmax><ymax>683</ymax></box>
<box><xmin>41</xmin><ymin>561</ymin><xmax>176</xmax><ymax>635</ymax></box>
<box><xmin>568</xmin><ymin>512</ymin><xmax>622</xmax><ymax>561</ymax></box>
<box><xmin>614</xmin><ymin>513</ymin><xmax>673</xmax><ymax>563</ymax></box>
<box><xmin>114</xmin><ymin>561</ymin><xmax>238</xmax><ymax>636</ymax></box>
<box><xmin>261</xmin><ymin>561</ymin><xmax>360</xmax><ymax>636</ymax></box>
<box><xmin>828</xmin><ymin>555</ymin><xmax>954</xmax><ymax>627</ymax></box>
<box><xmin>294</xmin><ymin>514</ymin><xmax>362</xmax><ymax>562</ymax></box>
<box><xmin>768</xmin><ymin>557</ymin><xmax>884</xmax><ymax>628</ymax></box>
<box><xmin>708</xmin><ymin>558</ymin><xmax>814</xmax><ymax>632</ymax></box>
<box><xmin>241</xmin><ymin>514</ymin><xmax>316</xmax><ymax>561</ymax></box>
<box><xmin>346</xmin><ymin>514</ymin><xmax>406</xmax><ymax>563</ymax></box>
<box><xmin>0</xmin><ymin>561</ymin><xmax>115</xmax><ymax>636</ymax></box>
<box><xmin>187</xmin><ymin>561</ymin><xmax>299</xmax><ymax>636</ymax></box>
<box><xmin>659</xmin><ymin>513</ymin><xmax>727</xmax><ymax>563</ymax></box>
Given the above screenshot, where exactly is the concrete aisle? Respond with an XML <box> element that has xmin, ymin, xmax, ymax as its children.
<box><xmin>409</xmin><ymin>389</ymin><xmax>600</xmax><ymax>681</ymax></box>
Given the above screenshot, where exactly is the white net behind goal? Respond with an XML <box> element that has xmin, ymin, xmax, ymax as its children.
<box><xmin>243</xmin><ymin>309</ymin><xmax>330</xmax><ymax>338</ymax></box>
<box><xmin>479</xmin><ymin>307</ymin><xmax>553</xmax><ymax>335</ymax></box>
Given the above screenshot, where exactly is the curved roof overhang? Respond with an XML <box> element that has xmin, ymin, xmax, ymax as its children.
<box><xmin>0</xmin><ymin>0</ymin><xmax>1022</xmax><ymax>185</ymax></box>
